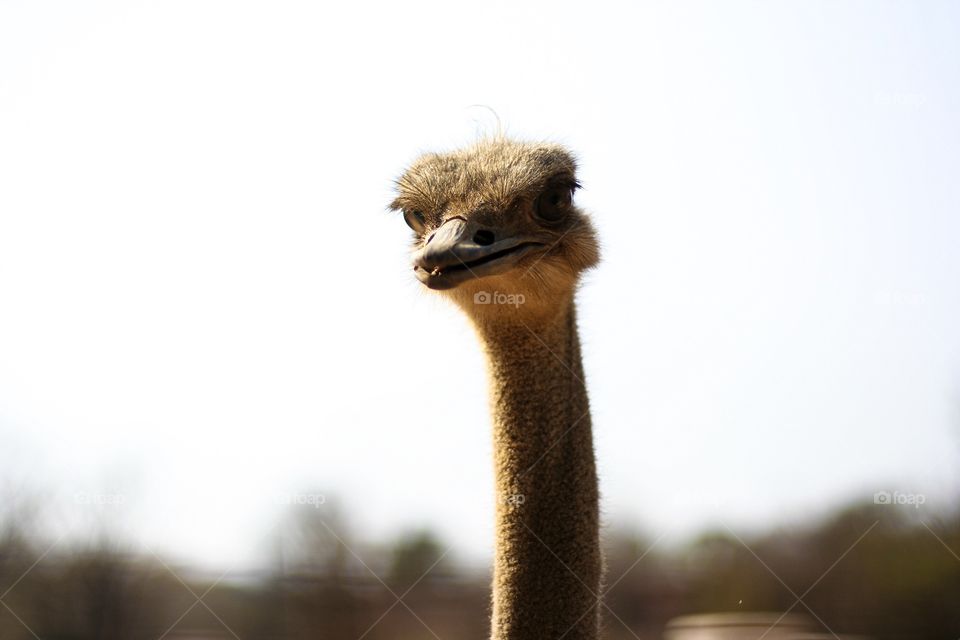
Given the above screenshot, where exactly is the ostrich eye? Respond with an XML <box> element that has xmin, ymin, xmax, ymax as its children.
<box><xmin>535</xmin><ymin>186</ymin><xmax>573</xmax><ymax>222</ymax></box>
<box><xmin>403</xmin><ymin>210</ymin><xmax>427</xmax><ymax>233</ymax></box>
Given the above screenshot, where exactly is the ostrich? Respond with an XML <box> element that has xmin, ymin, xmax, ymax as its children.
<box><xmin>390</xmin><ymin>138</ymin><xmax>602</xmax><ymax>640</ymax></box>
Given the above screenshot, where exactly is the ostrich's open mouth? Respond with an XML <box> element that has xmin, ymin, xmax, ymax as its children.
<box><xmin>413</xmin><ymin>241</ymin><xmax>545</xmax><ymax>290</ymax></box>
<box><xmin>410</xmin><ymin>217</ymin><xmax>549</xmax><ymax>291</ymax></box>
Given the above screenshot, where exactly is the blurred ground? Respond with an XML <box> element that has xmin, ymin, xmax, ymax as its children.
<box><xmin>0</xmin><ymin>496</ymin><xmax>956</xmax><ymax>640</ymax></box>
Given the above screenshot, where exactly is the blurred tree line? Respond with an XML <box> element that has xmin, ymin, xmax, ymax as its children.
<box><xmin>0</xmin><ymin>494</ymin><xmax>956</xmax><ymax>640</ymax></box>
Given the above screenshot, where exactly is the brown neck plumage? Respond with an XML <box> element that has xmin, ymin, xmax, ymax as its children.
<box><xmin>473</xmin><ymin>299</ymin><xmax>601</xmax><ymax>640</ymax></box>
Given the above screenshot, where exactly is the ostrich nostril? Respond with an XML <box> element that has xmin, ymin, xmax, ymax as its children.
<box><xmin>473</xmin><ymin>229</ymin><xmax>496</xmax><ymax>246</ymax></box>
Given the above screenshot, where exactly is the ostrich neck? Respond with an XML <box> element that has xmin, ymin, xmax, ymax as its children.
<box><xmin>476</xmin><ymin>301</ymin><xmax>601</xmax><ymax>640</ymax></box>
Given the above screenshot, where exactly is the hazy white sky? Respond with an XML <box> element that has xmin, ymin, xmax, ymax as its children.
<box><xmin>1</xmin><ymin>0</ymin><xmax>958</xmax><ymax>570</ymax></box>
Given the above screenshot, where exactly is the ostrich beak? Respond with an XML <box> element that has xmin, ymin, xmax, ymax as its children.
<box><xmin>412</xmin><ymin>217</ymin><xmax>546</xmax><ymax>290</ymax></box>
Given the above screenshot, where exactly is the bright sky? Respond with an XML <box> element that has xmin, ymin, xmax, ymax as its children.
<box><xmin>1</xmin><ymin>1</ymin><xmax>958</xmax><ymax>571</ymax></box>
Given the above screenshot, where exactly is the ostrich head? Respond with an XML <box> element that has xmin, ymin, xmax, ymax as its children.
<box><xmin>390</xmin><ymin>138</ymin><xmax>600</xmax><ymax>324</ymax></box>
